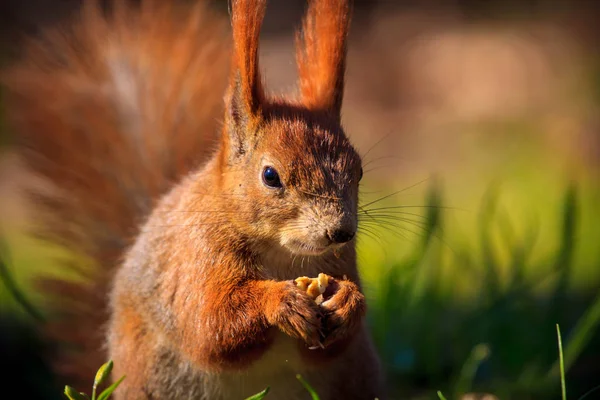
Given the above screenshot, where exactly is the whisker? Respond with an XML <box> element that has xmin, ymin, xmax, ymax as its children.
<box><xmin>362</xmin><ymin>216</ymin><xmax>433</xmax><ymax>235</ymax></box>
<box><xmin>357</xmin><ymin>226</ymin><xmax>392</xmax><ymax>254</ymax></box>
<box><xmin>373</xmin><ymin>223</ymin><xmax>413</xmax><ymax>244</ymax></box>
<box><xmin>359</xmin><ymin>213</ymin><xmax>430</xmax><ymax>225</ymax></box>
<box><xmin>360</xmin><ymin>214</ymin><xmax>430</xmax><ymax>226</ymax></box>
<box><xmin>360</xmin><ymin>178</ymin><xmax>430</xmax><ymax>209</ymax></box>
<box><xmin>358</xmin><ymin>189</ymin><xmax>388</xmax><ymax>195</ymax></box>
<box><xmin>361</xmin><ymin>216</ymin><xmax>426</xmax><ymax>232</ymax></box>
<box><xmin>155</xmin><ymin>210</ymin><xmax>255</xmax><ymax>214</ymax></box>
<box><xmin>359</xmin><ymin>210</ymin><xmax>428</xmax><ymax>220</ymax></box>
<box><xmin>360</xmin><ymin>217</ymin><xmax>456</xmax><ymax>255</ymax></box>
<box><xmin>361</xmin><ymin>205</ymin><xmax>464</xmax><ymax>213</ymax></box>
<box><xmin>297</xmin><ymin>189</ymin><xmax>341</xmax><ymax>201</ymax></box>
<box><xmin>363</xmin><ymin>164</ymin><xmax>400</xmax><ymax>175</ymax></box>
<box><xmin>143</xmin><ymin>222</ymin><xmax>230</xmax><ymax>228</ymax></box>
<box><xmin>362</xmin><ymin>219</ymin><xmax>418</xmax><ymax>244</ymax></box>
<box><xmin>362</xmin><ymin>155</ymin><xmax>404</xmax><ymax>170</ymax></box>
<box><xmin>356</xmin><ymin>226</ymin><xmax>382</xmax><ymax>242</ymax></box>
<box><xmin>188</xmin><ymin>192</ymin><xmax>248</xmax><ymax>197</ymax></box>
<box><xmin>360</xmin><ymin>130</ymin><xmax>395</xmax><ymax>162</ymax></box>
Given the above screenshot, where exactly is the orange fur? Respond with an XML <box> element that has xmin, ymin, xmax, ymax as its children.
<box><xmin>296</xmin><ymin>0</ymin><xmax>351</xmax><ymax>118</ymax></box>
<box><xmin>230</xmin><ymin>0</ymin><xmax>266</xmax><ymax>116</ymax></box>
<box><xmin>3</xmin><ymin>0</ymin><xmax>386</xmax><ymax>398</ymax></box>
<box><xmin>2</xmin><ymin>0</ymin><xmax>229</xmax><ymax>387</ymax></box>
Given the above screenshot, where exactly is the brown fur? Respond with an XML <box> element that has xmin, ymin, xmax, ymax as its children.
<box><xmin>2</xmin><ymin>0</ymin><xmax>230</xmax><ymax>387</ymax></box>
<box><xmin>3</xmin><ymin>0</ymin><xmax>386</xmax><ymax>398</ymax></box>
<box><xmin>297</xmin><ymin>0</ymin><xmax>351</xmax><ymax>118</ymax></box>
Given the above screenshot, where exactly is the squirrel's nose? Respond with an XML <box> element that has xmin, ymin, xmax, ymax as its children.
<box><xmin>327</xmin><ymin>228</ymin><xmax>355</xmax><ymax>244</ymax></box>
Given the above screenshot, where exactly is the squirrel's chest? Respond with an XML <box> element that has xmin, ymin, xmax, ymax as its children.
<box><xmin>214</xmin><ymin>333</ymin><xmax>322</xmax><ymax>399</ymax></box>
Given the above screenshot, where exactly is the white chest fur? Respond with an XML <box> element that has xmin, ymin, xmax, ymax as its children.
<box><xmin>212</xmin><ymin>333</ymin><xmax>328</xmax><ymax>400</ymax></box>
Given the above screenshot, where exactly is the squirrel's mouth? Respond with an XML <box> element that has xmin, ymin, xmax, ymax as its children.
<box><xmin>284</xmin><ymin>240</ymin><xmax>331</xmax><ymax>256</ymax></box>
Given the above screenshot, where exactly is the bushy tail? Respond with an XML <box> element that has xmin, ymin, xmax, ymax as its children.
<box><xmin>1</xmin><ymin>0</ymin><xmax>230</xmax><ymax>386</ymax></box>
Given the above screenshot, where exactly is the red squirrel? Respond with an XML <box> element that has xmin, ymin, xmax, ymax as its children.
<box><xmin>2</xmin><ymin>0</ymin><xmax>385</xmax><ymax>398</ymax></box>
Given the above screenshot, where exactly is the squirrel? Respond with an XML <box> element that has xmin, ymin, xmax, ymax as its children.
<box><xmin>2</xmin><ymin>0</ymin><xmax>385</xmax><ymax>399</ymax></box>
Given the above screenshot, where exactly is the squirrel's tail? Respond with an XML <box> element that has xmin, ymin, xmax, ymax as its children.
<box><xmin>1</xmin><ymin>0</ymin><xmax>230</xmax><ymax>386</ymax></box>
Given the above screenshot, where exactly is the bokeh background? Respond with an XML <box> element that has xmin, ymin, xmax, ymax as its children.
<box><xmin>1</xmin><ymin>1</ymin><xmax>599</xmax><ymax>399</ymax></box>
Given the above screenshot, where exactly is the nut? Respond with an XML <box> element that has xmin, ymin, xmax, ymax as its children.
<box><xmin>295</xmin><ymin>273</ymin><xmax>330</xmax><ymax>304</ymax></box>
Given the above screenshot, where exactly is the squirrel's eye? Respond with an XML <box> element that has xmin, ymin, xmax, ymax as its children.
<box><xmin>359</xmin><ymin>167</ymin><xmax>364</xmax><ymax>182</ymax></box>
<box><xmin>262</xmin><ymin>166</ymin><xmax>282</xmax><ymax>188</ymax></box>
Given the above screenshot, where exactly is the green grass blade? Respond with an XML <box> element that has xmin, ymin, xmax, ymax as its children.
<box><xmin>557</xmin><ymin>324</ymin><xmax>567</xmax><ymax>400</ymax></box>
<box><xmin>478</xmin><ymin>186</ymin><xmax>501</xmax><ymax>300</ymax></box>
<box><xmin>420</xmin><ymin>180</ymin><xmax>443</xmax><ymax>250</ymax></box>
<box><xmin>0</xmin><ymin>239</ymin><xmax>45</xmax><ymax>322</ymax></box>
<box><xmin>244</xmin><ymin>387</ymin><xmax>270</xmax><ymax>400</ymax></box>
<box><xmin>93</xmin><ymin>361</ymin><xmax>114</xmax><ymax>400</ymax></box>
<box><xmin>64</xmin><ymin>386</ymin><xmax>89</xmax><ymax>400</ymax></box>
<box><xmin>549</xmin><ymin>291</ymin><xmax>600</xmax><ymax>378</ymax></box>
<box><xmin>296</xmin><ymin>374</ymin><xmax>320</xmax><ymax>400</ymax></box>
<box><xmin>453</xmin><ymin>344</ymin><xmax>490</xmax><ymax>398</ymax></box>
<box><xmin>437</xmin><ymin>391</ymin><xmax>449</xmax><ymax>400</ymax></box>
<box><xmin>578</xmin><ymin>384</ymin><xmax>600</xmax><ymax>400</ymax></box>
<box><xmin>97</xmin><ymin>375</ymin><xmax>125</xmax><ymax>400</ymax></box>
<box><xmin>548</xmin><ymin>185</ymin><xmax>577</xmax><ymax>322</ymax></box>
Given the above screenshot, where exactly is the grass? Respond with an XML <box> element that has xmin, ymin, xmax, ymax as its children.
<box><xmin>2</xmin><ymin>174</ymin><xmax>600</xmax><ymax>399</ymax></box>
<box><xmin>557</xmin><ymin>325</ymin><xmax>567</xmax><ymax>400</ymax></box>
<box><xmin>61</xmin><ymin>324</ymin><xmax>579</xmax><ymax>400</ymax></box>
<box><xmin>244</xmin><ymin>387</ymin><xmax>270</xmax><ymax>400</ymax></box>
<box><xmin>64</xmin><ymin>361</ymin><xmax>125</xmax><ymax>400</ymax></box>
<box><xmin>296</xmin><ymin>375</ymin><xmax>320</xmax><ymax>400</ymax></box>
<box><xmin>355</xmin><ymin>175</ymin><xmax>600</xmax><ymax>399</ymax></box>
<box><xmin>0</xmin><ymin>236</ymin><xmax>45</xmax><ymax>322</ymax></box>
<box><xmin>435</xmin><ymin>324</ymin><xmax>570</xmax><ymax>400</ymax></box>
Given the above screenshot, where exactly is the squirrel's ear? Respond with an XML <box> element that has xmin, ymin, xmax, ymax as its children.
<box><xmin>296</xmin><ymin>0</ymin><xmax>351</xmax><ymax>123</ymax></box>
<box><xmin>224</xmin><ymin>0</ymin><xmax>266</xmax><ymax>157</ymax></box>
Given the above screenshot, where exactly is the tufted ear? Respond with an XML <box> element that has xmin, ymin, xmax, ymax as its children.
<box><xmin>223</xmin><ymin>0</ymin><xmax>266</xmax><ymax>158</ymax></box>
<box><xmin>296</xmin><ymin>0</ymin><xmax>351</xmax><ymax>123</ymax></box>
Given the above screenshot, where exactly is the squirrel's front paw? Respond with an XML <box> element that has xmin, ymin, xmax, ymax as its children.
<box><xmin>265</xmin><ymin>282</ymin><xmax>323</xmax><ymax>347</ymax></box>
<box><xmin>320</xmin><ymin>279</ymin><xmax>365</xmax><ymax>347</ymax></box>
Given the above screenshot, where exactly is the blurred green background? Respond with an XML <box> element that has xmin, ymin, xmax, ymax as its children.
<box><xmin>1</xmin><ymin>1</ymin><xmax>600</xmax><ymax>399</ymax></box>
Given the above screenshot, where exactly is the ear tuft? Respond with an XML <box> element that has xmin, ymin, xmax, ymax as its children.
<box><xmin>296</xmin><ymin>0</ymin><xmax>351</xmax><ymax>121</ymax></box>
<box><xmin>224</xmin><ymin>0</ymin><xmax>267</xmax><ymax>156</ymax></box>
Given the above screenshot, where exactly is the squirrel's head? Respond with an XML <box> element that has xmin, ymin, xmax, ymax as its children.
<box><xmin>217</xmin><ymin>0</ymin><xmax>360</xmax><ymax>256</ymax></box>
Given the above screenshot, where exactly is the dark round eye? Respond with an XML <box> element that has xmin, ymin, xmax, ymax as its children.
<box><xmin>359</xmin><ymin>167</ymin><xmax>364</xmax><ymax>182</ymax></box>
<box><xmin>262</xmin><ymin>166</ymin><xmax>282</xmax><ymax>188</ymax></box>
